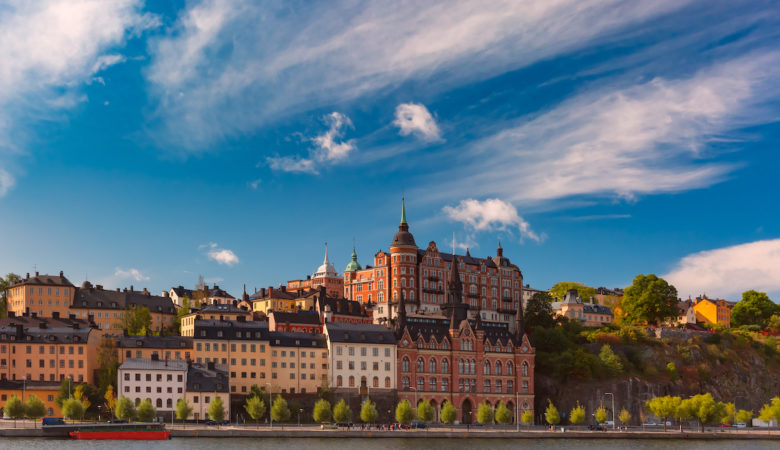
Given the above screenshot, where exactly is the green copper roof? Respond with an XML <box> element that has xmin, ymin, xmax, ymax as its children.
<box><xmin>401</xmin><ymin>197</ymin><xmax>407</xmax><ymax>224</ymax></box>
<box><xmin>345</xmin><ymin>247</ymin><xmax>362</xmax><ymax>272</ymax></box>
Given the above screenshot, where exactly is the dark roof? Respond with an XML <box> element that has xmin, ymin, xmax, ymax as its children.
<box><xmin>268</xmin><ymin>331</ymin><xmax>327</xmax><ymax>348</ymax></box>
<box><xmin>116</xmin><ymin>335</ymin><xmax>193</xmax><ymax>349</ymax></box>
<box><xmin>187</xmin><ymin>363</ymin><xmax>229</xmax><ymax>393</ymax></box>
<box><xmin>270</xmin><ymin>311</ymin><xmax>320</xmax><ymax>325</ymax></box>
<box><xmin>249</xmin><ymin>287</ymin><xmax>315</xmax><ymax>301</ymax></box>
<box><xmin>0</xmin><ymin>316</ymin><xmax>94</xmax><ymax>344</ymax></box>
<box><xmin>9</xmin><ymin>272</ymin><xmax>74</xmax><ymax>288</ymax></box>
<box><xmin>398</xmin><ymin>315</ymin><xmax>516</xmax><ymax>346</ymax></box>
<box><xmin>583</xmin><ymin>303</ymin><xmax>613</xmax><ymax>316</ymax></box>
<box><xmin>194</xmin><ymin>319</ymin><xmax>270</xmax><ymax>340</ymax></box>
<box><xmin>0</xmin><ymin>380</ymin><xmax>62</xmax><ymax>390</ymax></box>
<box><xmin>207</xmin><ymin>285</ymin><xmax>234</xmax><ymax>299</ymax></box>
<box><xmin>193</xmin><ymin>303</ymin><xmax>250</xmax><ymax>314</ymax></box>
<box><xmin>325</xmin><ymin>322</ymin><xmax>396</xmax><ymax>344</ymax></box>
<box><xmin>73</xmin><ymin>284</ymin><xmax>176</xmax><ymax>314</ymax></box>
<box><xmin>171</xmin><ymin>286</ymin><xmax>194</xmax><ymax>298</ymax></box>
<box><xmin>321</xmin><ymin>297</ymin><xmax>367</xmax><ymax>317</ymax></box>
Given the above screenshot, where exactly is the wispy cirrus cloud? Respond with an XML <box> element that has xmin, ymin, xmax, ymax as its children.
<box><xmin>664</xmin><ymin>239</ymin><xmax>780</xmax><ymax>300</ymax></box>
<box><xmin>394</xmin><ymin>103</ymin><xmax>442</xmax><ymax>142</ymax></box>
<box><xmin>267</xmin><ymin>112</ymin><xmax>355</xmax><ymax>174</ymax></box>
<box><xmin>114</xmin><ymin>267</ymin><xmax>150</xmax><ymax>282</ymax></box>
<box><xmin>443</xmin><ymin>198</ymin><xmax>543</xmax><ymax>242</ymax></box>
<box><xmin>144</xmin><ymin>0</ymin><xmax>689</xmax><ymax>150</ymax></box>
<box><xmin>201</xmin><ymin>242</ymin><xmax>239</xmax><ymax>266</ymax></box>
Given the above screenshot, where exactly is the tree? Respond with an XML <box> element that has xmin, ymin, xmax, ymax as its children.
<box><xmin>122</xmin><ymin>305</ymin><xmax>152</xmax><ymax>334</ymax></box>
<box><xmin>62</xmin><ymin>398</ymin><xmax>85</xmax><ymax>421</ymax></box>
<box><xmin>73</xmin><ymin>384</ymin><xmax>91</xmax><ymax>412</ymax></box>
<box><xmin>25</xmin><ymin>395</ymin><xmax>47</xmax><ymax>428</ymax></box>
<box><xmin>395</xmin><ymin>399</ymin><xmax>414</xmax><ymax>424</ymax></box>
<box><xmin>360</xmin><ymin>399</ymin><xmax>378</xmax><ymax>424</ymax></box>
<box><xmin>176</xmin><ymin>397</ymin><xmax>193</xmax><ymax>424</ymax></box>
<box><xmin>645</xmin><ymin>395</ymin><xmax>681</xmax><ymax>432</ymax></box>
<box><xmin>313</xmin><ymin>399</ymin><xmax>331</xmax><ymax>424</ymax></box>
<box><xmin>679</xmin><ymin>393</ymin><xmax>720</xmax><ymax>432</ymax></box>
<box><xmin>758</xmin><ymin>397</ymin><xmax>780</xmax><ymax>426</ymax></box>
<box><xmin>115</xmin><ymin>396</ymin><xmax>136</xmax><ymax>422</ymax></box>
<box><xmin>618</xmin><ymin>408</ymin><xmax>631</xmax><ymax>426</ymax></box>
<box><xmin>104</xmin><ymin>385</ymin><xmax>117</xmax><ymax>420</ymax></box>
<box><xmin>477</xmin><ymin>402</ymin><xmax>494</xmax><ymax>424</ymax></box>
<box><xmin>525</xmin><ymin>291</ymin><xmax>557</xmax><ymax>331</ymax></box>
<box><xmin>96</xmin><ymin>338</ymin><xmax>119</xmax><ymax>392</ymax></box>
<box><xmin>736</xmin><ymin>409</ymin><xmax>753</xmax><ymax>425</ymax></box>
<box><xmin>721</xmin><ymin>402</ymin><xmax>736</xmax><ymax>425</ymax></box>
<box><xmin>271</xmin><ymin>395</ymin><xmax>290</xmax><ymax>424</ymax></box>
<box><xmin>417</xmin><ymin>399</ymin><xmax>434</xmax><ymax>422</ymax></box>
<box><xmin>595</xmin><ymin>405</ymin><xmax>607</xmax><ymax>424</ymax></box>
<box><xmin>0</xmin><ymin>273</ymin><xmax>20</xmax><ymax>318</ymax></box>
<box><xmin>521</xmin><ymin>410</ymin><xmax>534</xmax><ymax>425</ymax></box>
<box><xmin>768</xmin><ymin>314</ymin><xmax>780</xmax><ymax>333</ymax></box>
<box><xmin>550</xmin><ymin>282</ymin><xmax>597</xmax><ymax>303</ymax></box>
<box><xmin>55</xmin><ymin>378</ymin><xmax>70</xmax><ymax>408</ymax></box>
<box><xmin>731</xmin><ymin>290</ymin><xmax>780</xmax><ymax>328</ymax></box>
<box><xmin>4</xmin><ymin>395</ymin><xmax>24</xmax><ymax>427</ymax></box>
<box><xmin>494</xmin><ymin>401</ymin><xmax>512</xmax><ymax>425</ymax></box>
<box><xmin>621</xmin><ymin>274</ymin><xmax>678</xmax><ymax>325</ymax></box>
<box><xmin>136</xmin><ymin>398</ymin><xmax>156</xmax><ymax>422</ymax></box>
<box><xmin>599</xmin><ymin>344</ymin><xmax>623</xmax><ymax>374</ymax></box>
<box><xmin>569</xmin><ymin>402</ymin><xmax>585</xmax><ymax>425</ymax></box>
<box><xmin>244</xmin><ymin>396</ymin><xmax>267</xmax><ymax>428</ymax></box>
<box><xmin>333</xmin><ymin>399</ymin><xmax>352</xmax><ymax>423</ymax></box>
<box><xmin>545</xmin><ymin>400</ymin><xmax>560</xmax><ymax>426</ymax></box>
<box><xmin>208</xmin><ymin>395</ymin><xmax>225</xmax><ymax>423</ymax></box>
<box><xmin>440</xmin><ymin>401</ymin><xmax>457</xmax><ymax>426</ymax></box>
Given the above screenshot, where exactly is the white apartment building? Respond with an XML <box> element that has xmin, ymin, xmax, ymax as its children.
<box><xmin>118</xmin><ymin>356</ymin><xmax>187</xmax><ymax>418</ymax></box>
<box><xmin>324</xmin><ymin>322</ymin><xmax>397</xmax><ymax>391</ymax></box>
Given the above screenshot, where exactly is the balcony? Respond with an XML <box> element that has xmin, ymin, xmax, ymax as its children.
<box><xmin>502</xmin><ymin>296</ymin><xmax>513</xmax><ymax>302</ymax></box>
<box><xmin>423</xmin><ymin>287</ymin><xmax>443</xmax><ymax>294</ymax></box>
<box><xmin>427</xmin><ymin>276</ymin><xmax>440</xmax><ymax>282</ymax></box>
<box><xmin>467</xmin><ymin>292</ymin><xmax>479</xmax><ymax>298</ymax></box>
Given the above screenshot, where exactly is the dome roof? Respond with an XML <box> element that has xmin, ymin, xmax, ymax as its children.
<box><xmin>345</xmin><ymin>247</ymin><xmax>362</xmax><ymax>272</ymax></box>
<box><xmin>313</xmin><ymin>245</ymin><xmax>338</xmax><ymax>279</ymax></box>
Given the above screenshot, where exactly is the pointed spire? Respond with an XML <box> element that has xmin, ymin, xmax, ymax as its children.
<box><xmin>242</xmin><ymin>284</ymin><xmax>249</xmax><ymax>302</ymax></box>
<box><xmin>401</xmin><ymin>197</ymin><xmax>407</xmax><ymax>224</ymax></box>
<box><xmin>323</xmin><ymin>242</ymin><xmax>330</xmax><ymax>264</ymax></box>
<box><xmin>497</xmin><ymin>239</ymin><xmax>503</xmax><ymax>257</ymax></box>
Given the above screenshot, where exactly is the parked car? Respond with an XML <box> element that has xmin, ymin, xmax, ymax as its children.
<box><xmin>206</xmin><ymin>419</ymin><xmax>229</xmax><ymax>426</ymax></box>
<box><xmin>336</xmin><ymin>422</ymin><xmax>353</xmax><ymax>428</ymax></box>
<box><xmin>719</xmin><ymin>423</ymin><xmax>732</xmax><ymax>428</ymax></box>
<box><xmin>642</xmin><ymin>422</ymin><xmax>657</xmax><ymax>426</ymax></box>
<box><xmin>735</xmin><ymin>423</ymin><xmax>747</xmax><ymax>428</ymax></box>
<box><xmin>410</xmin><ymin>422</ymin><xmax>427</xmax><ymax>429</ymax></box>
<box><xmin>41</xmin><ymin>417</ymin><xmax>66</xmax><ymax>426</ymax></box>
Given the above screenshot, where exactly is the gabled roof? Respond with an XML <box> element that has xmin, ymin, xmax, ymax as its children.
<box><xmin>10</xmin><ymin>272</ymin><xmax>74</xmax><ymax>288</ymax></box>
<box><xmin>325</xmin><ymin>322</ymin><xmax>396</xmax><ymax>344</ymax></box>
<box><xmin>170</xmin><ymin>286</ymin><xmax>194</xmax><ymax>298</ymax></box>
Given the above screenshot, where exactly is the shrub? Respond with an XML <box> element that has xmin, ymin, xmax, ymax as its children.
<box><xmin>599</xmin><ymin>344</ymin><xmax>624</xmax><ymax>374</ymax></box>
<box><xmin>666</xmin><ymin>362</ymin><xmax>678</xmax><ymax>380</ymax></box>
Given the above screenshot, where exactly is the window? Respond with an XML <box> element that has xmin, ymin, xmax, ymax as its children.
<box><xmin>402</xmin><ymin>357</ymin><xmax>410</xmax><ymax>372</ymax></box>
<box><xmin>441</xmin><ymin>358</ymin><xmax>449</xmax><ymax>373</ymax></box>
<box><xmin>385</xmin><ymin>348</ymin><xmax>390</xmax><ymax>357</ymax></box>
<box><xmin>373</xmin><ymin>376</ymin><xmax>379</xmax><ymax>388</ymax></box>
<box><xmin>507</xmin><ymin>362</ymin><xmax>514</xmax><ymax>376</ymax></box>
<box><xmin>522</xmin><ymin>362</ymin><xmax>529</xmax><ymax>377</ymax></box>
<box><xmin>495</xmin><ymin>361</ymin><xmax>502</xmax><ymax>376</ymax></box>
<box><xmin>429</xmin><ymin>358</ymin><xmax>436</xmax><ymax>373</ymax></box>
<box><xmin>441</xmin><ymin>378</ymin><xmax>448</xmax><ymax>392</ymax></box>
<box><xmin>495</xmin><ymin>379</ymin><xmax>502</xmax><ymax>392</ymax></box>
<box><xmin>337</xmin><ymin>375</ymin><xmax>343</xmax><ymax>387</ymax></box>
<box><xmin>484</xmin><ymin>380</ymin><xmax>491</xmax><ymax>393</ymax></box>
<box><xmin>522</xmin><ymin>380</ymin><xmax>529</xmax><ymax>393</ymax></box>
<box><xmin>484</xmin><ymin>361</ymin><xmax>490</xmax><ymax>375</ymax></box>
<box><xmin>402</xmin><ymin>376</ymin><xmax>410</xmax><ymax>390</ymax></box>
<box><xmin>417</xmin><ymin>377</ymin><xmax>424</xmax><ymax>391</ymax></box>
<box><xmin>385</xmin><ymin>376</ymin><xmax>391</xmax><ymax>388</ymax></box>
<box><xmin>507</xmin><ymin>380</ymin><xmax>513</xmax><ymax>393</ymax></box>
<box><xmin>429</xmin><ymin>378</ymin><xmax>436</xmax><ymax>391</ymax></box>
<box><xmin>349</xmin><ymin>376</ymin><xmax>355</xmax><ymax>387</ymax></box>
<box><xmin>416</xmin><ymin>358</ymin><xmax>424</xmax><ymax>372</ymax></box>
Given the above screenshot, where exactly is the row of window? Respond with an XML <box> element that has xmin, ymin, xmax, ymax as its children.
<box><xmin>123</xmin><ymin>385</ymin><xmax>184</xmax><ymax>395</ymax></box>
<box><xmin>124</xmin><ymin>372</ymin><xmax>184</xmax><ymax>382</ymax></box>
<box><xmin>334</xmin><ymin>346</ymin><xmax>392</xmax><ymax>357</ymax></box>
<box><xmin>336</xmin><ymin>375</ymin><xmax>392</xmax><ymax>388</ymax></box>
<box><xmin>401</xmin><ymin>357</ymin><xmax>529</xmax><ymax>376</ymax></box>
<box><xmin>21</xmin><ymin>359</ymin><xmax>84</xmax><ymax>369</ymax></box>
<box><xmin>1</xmin><ymin>373</ymin><xmax>84</xmax><ymax>382</ymax></box>
<box><xmin>335</xmin><ymin>360</ymin><xmax>392</xmax><ymax>371</ymax></box>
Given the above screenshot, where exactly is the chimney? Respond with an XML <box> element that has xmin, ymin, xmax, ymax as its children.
<box><xmin>59</xmin><ymin>271</ymin><xmax>64</xmax><ymax>277</ymax></box>
<box><xmin>15</xmin><ymin>324</ymin><xmax>24</xmax><ymax>339</ymax></box>
<box><xmin>123</xmin><ymin>288</ymin><xmax>127</xmax><ymax>293</ymax></box>
<box><xmin>116</xmin><ymin>288</ymin><xmax>120</xmax><ymax>292</ymax></box>
<box><xmin>280</xmin><ymin>286</ymin><xmax>286</xmax><ymax>293</ymax></box>
<box><xmin>26</xmin><ymin>273</ymin><xmax>29</xmax><ymax>279</ymax></box>
<box><xmin>163</xmin><ymin>291</ymin><xmax>169</xmax><ymax>298</ymax></box>
<box><xmin>232</xmin><ymin>300</ymin><xmax>237</xmax><ymax>307</ymax></box>
<box><xmin>35</xmin><ymin>271</ymin><xmax>39</xmax><ymax>277</ymax></box>
<box><xmin>96</xmin><ymin>285</ymin><xmax>103</xmax><ymax>291</ymax></box>
<box><xmin>130</xmin><ymin>285</ymin><xmax>134</xmax><ymax>292</ymax></box>
<box><xmin>51</xmin><ymin>311</ymin><xmax>59</xmax><ymax>319</ymax></box>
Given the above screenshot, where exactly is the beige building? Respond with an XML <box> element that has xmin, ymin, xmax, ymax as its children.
<box><xmin>6</xmin><ymin>272</ymin><xmax>75</xmax><ymax>319</ymax></box>
<box><xmin>325</xmin><ymin>322</ymin><xmax>397</xmax><ymax>391</ymax></box>
<box><xmin>180</xmin><ymin>303</ymin><xmax>251</xmax><ymax>337</ymax></box>
<box><xmin>118</xmin><ymin>356</ymin><xmax>187</xmax><ymax>418</ymax></box>
<box><xmin>551</xmin><ymin>289</ymin><xmax>613</xmax><ymax>327</ymax></box>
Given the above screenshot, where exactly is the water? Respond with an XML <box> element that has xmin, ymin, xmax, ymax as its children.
<box><xmin>0</xmin><ymin>438</ymin><xmax>776</xmax><ymax>450</ymax></box>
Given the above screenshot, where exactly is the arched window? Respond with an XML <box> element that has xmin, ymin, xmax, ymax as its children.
<box><xmin>430</xmin><ymin>340</ymin><xmax>436</xmax><ymax>349</ymax></box>
<box><xmin>373</xmin><ymin>376</ymin><xmax>379</xmax><ymax>388</ymax></box>
<box><xmin>442</xmin><ymin>358</ymin><xmax>449</xmax><ymax>373</ymax></box>
<box><xmin>393</xmin><ymin>290</ymin><xmax>398</xmax><ymax>300</ymax></box>
<box><xmin>507</xmin><ymin>362</ymin><xmax>514</xmax><ymax>376</ymax></box>
<box><xmin>349</xmin><ymin>376</ymin><xmax>355</xmax><ymax>387</ymax></box>
<box><xmin>402</xmin><ymin>376</ymin><xmax>410</xmax><ymax>390</ymax></box>
<box><xmin>522</xmin><ymin>361</ymin><xmax>529</xmax><ymax>377</ymax></box>
<box><xmin>156</xmin><ymin>398</ymin><xmax>162</xmax><ymax>408</ymax></box>
<box><xmin>458</xmin><ymin>360</ymin><xmax>464</xmax><ymax>374</ymax></box>
<box><xmin>410</xmin><ymin>278</ymin><xmax>414</xmax><ymax>288</ymax></box>
<box><xmin>483</xmin><ymin>361</ymin><xmax>491</xmax><ymax>375</ymax></box>
<box><xmin>496</xmin><ymin>344</ymin><xmax>501</xmax><ymax>352</ymax></box>
<box><xmin>393</xmin><ymin>279</ymin><xmax>398</xmax><ymax>288</ymax></box>
<box><xmin>495</xmin><ymin>361</ymin><xmax>502</xmax><ymax>376</ymax></box>
<box><xmin>429</xmin><ymin>378</ymin><xmax>437</xmax><ymax>391</ymax></box>
<box><xmin>417</xmin><ymin>357</ymin><xmax>424</xmax><ymax>372</ymax></box>
<box><xmin>402</xmin><ymin>357</ymin><xmax>410</xmax><ymax>372</ymax></box>
<box><xmin>522</xmin><ymin>381</ymin><xmax>529</xmax><ymax>393</ymax></box>
<box><xmin>471</xmin><ymin>360</ymin><xmax>476</xmax><ymax>375</ymax></box>
<box><xmin>337</xmin><ymin>375</ymin><xmax>343</xmax><ymax>387</ymax></box>
<box><xmin>409</xmin><ymin>291</ymin><xmax>415</xmax><ymax>300</ymax></box>
<box><xmin>442</xmin><ymin>340</ymin><xmax>448</xmax><ymax>350</ymax></box>
<box><xmin>401</xmin><ymin>278</ymin><xmax>406</xmax><ymax>288</ymax></box>
<box><xmin>417</xmin><ymin>377</ymin><xmax>424</xmax><ymax>391</ymax></box>
<box><xmin>429</xmin><ymin>358</ymin><xmax>437</xmax><ymax>373</ymax></box>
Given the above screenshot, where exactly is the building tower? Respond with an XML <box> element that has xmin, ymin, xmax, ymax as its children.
<box><xmin>311</xmin><ymin>244</ymin><xmax>342</xmax><ymax>297</ymax></box>
<box><xmin>389</xmin><ymin>198</ymin><xmax>418</xmax><ymax>317</ymax></box>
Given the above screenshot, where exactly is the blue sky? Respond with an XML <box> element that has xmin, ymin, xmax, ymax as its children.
<box><xmin>2</xmin><ymin>0</ymin><xmax>780</xmax><ymax>301</ymax></box>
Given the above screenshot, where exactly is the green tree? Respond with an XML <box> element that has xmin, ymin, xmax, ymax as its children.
<box><xmin>731</xmin><ymin>290</ymin><xmax>779</xmax><ymax>328</ymax></box>
<box><xmin>645</xmin><ymin>395</ymin><xmax>681</xmax><ymax>432</ymax></box>
<box><xmin>768</xmin><ymin>314</ymin><xmax>780</xmax><ymax>333</ymax></box>
<box><xmin>62</xmin><ymin>398</ymin><xmax>85</xmax><ymax>421</ymax></box>
<box><xmin>73</xmin><ymin>384</ymin><xmax>91</xmax><ymax>412</ymax></box>
<box><xmin>736</xmin><ymin>409</ymin><xmax>753</xmax><ymax>425</ymax></box>
<box><xmin>599</xmin><ymin>344</ymin><xmax>623</xmax><ymax>374</ymax></box>
<box><xmin>115</xmin><ymin>396</ymin><xmax>136</xmax><ymax>422</ymax></box>
<box><xmin>758</xmin><ymin>397</ymin><xmax>780</xmax><ymax>426</ymax></box>
<box><xmin>550</xmin><ymin>282</ymin><xmax>597</xmax><ymax>303</ymax></box>
<box><xmin>666</xmin><ymin>362</ymin><xmax>678</xmax><ymax>380</ymax></box>
<box><xmin>621</xmin><ymin>274</ymin><xmax>678</xmax><ymax>325</ymax></box>
<box><xmin>618</xmin><ymin>408</ymin><xmax>631</xmax><ymax>425</ymax></box>
<box><xmin>176</xmin><ymin>397</ymin><xmax>193</xmax><ymax>424</ymax></box>
<box><xmin>0</xmin><ymin>273</ymin><xmax>20</xmax><ymax>318</ymax></box>
<box><xmin>395</xmin><ymin>399</ymin><xmax>414</xmax><ymax>424</ymax></box>
<box><xmin>569</xmin><ymin>402</ymin><xmax>585</xmax><ymax>425</ymax></box>
<box><xmin>55</xmin><ymin>378</ymin><xmax>70</xmax><ymax>408</ymax></box>
<box><xmin>545</xmin><ymin>400</ymin><xmax>561</xmax><ymax>426</ymax></box>
<box><xmin>440</xmin><ymin>401</ymin><xmax>457</xmax><ymax>426</ymax></box>
<box><xmin>313</xmin><ymin>398</ymin><xmax>331</xmax><ymax>424</ymax></box>
<box><xmin>4</xmin><ymin>395</ymin><xmax>24</xmax><ymax>427</ymax></box>
<box><xmin>136</xmin><ymin>398</ymin><xmax>156</xmax><ymax>422</ymax></box>
<box><xmin>244</xmin><ymin>396</ymin><xmax>267</xmax><ymax>428</ymax></box>
<box><xmin>333</xmin><ymin>399</ymin><xmax>352</xmax><ymax>423</ymax></box>
<box><xmin>208</xmin><ymin>395</ymin><xmax>225</xmax><ymax>423</ymax></box>
<box><xmin>495</xmin><ymin>401</ymin><xmax>512</xmax><ymax>424</ymax></box>
<box><xmin>521</xmin><ymin>410</ymin><xmax>534</xmax><ymax>425</ymax></box>
<box><xmin>595</xmin><ymin>405</ymin><xmax>608</xmax><ymax>424</ymax></box>
<box><xmin>477</xmin><ymin>402</ymin><xmax>494</xmax><ymax>424</ymax></box>
<box><xmin>721</xmin><ymin>402</ymin><xmax>736</xmax><ymax>425</ymax></box>
<box><xmin>122</xmin><ymin>305</ymin><xmax>152</xmax><ymax>334</ymax></box>
<box><xmin>679</xmin><ymin>393</ymin><xmax>721</xmax><ymax>432</ymax></box>
<box><xmin>25</xmin><ymin>395</ymin><xmax>47</xmax><ymax>428</ymax></box>
<box><xmin>525</xmin><ymin>291</ymin><xmax>557</xmax><ymax>330</ymax></box>
<box><xmin>417</xmin><ymin>399</ymin><xmax>434</xmax><ymax>422</ymax></box>
<box><xmin>271</xmin><ymin>395</ymin><xmax>291</xmax><ymax>424</ymax></box>
<box><xmin>360</xmin><ymin>399</ymin><xmax>378</xmax><ymax>424</ymax></box>
<box><xmin>96</xmin><ymin>338</ymin><xmax>119</xmax><ymax>392</ymax></box>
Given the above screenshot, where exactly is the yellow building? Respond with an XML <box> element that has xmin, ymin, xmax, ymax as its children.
<box><xmin>250</xmin><ymin>286</ymin><xmax>306</xmax><ymax>315</ymax></box>
<box><xmin>0</xmin><ymin>380</ymin><xmax>63</xmax><ymax>417</ymax></box>
<box><xmin>180</xmin><ymin>303</ymin><xmax>252</xmax><ymax>337</ymax></box>
<box><xmin>6</xmin><ymin>272</ymin><xmax>75</xmax><ymax>319</ymax></box>
<box><xmin>692</xmin><ymin>295</ymin><xmax>733</xmax><ymax>328</ymax></box>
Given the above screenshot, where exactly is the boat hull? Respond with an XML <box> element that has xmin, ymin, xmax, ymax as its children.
<box><xmin>69</xmin><ymin>430</ymin><xmax>171</xmax><ymax>440</ymax></box>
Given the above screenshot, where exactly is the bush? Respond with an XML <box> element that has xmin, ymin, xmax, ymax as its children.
<box><xmin>600</xmin><ymin>344</ymin><xmax>624</xmax><ymax>374</ymax></box>
<box><xmin>666</xmin><ymin>362</ymin><xmax>678</xmax><ymax>380</ymax></box>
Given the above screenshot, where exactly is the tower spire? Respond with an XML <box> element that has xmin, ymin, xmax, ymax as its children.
<box><xmin>401</xmin><ymin>197</ymin><xmax>407</xmax><ymax>225</ymax></box>
<box><xmin>323</xmin><ymin>242</ymin><xmax>329</xmax><ymax>264</ymax></box>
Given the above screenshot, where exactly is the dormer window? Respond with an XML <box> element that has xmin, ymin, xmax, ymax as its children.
<box><xmin>97</xmin><ymin>301</ymin><xmax>102</xmax><ymax>307</ymax></box>
<box><xmin>137</xmin><ymin>340</ymin><xmax>143</xmax><ymax>346</ymax></box>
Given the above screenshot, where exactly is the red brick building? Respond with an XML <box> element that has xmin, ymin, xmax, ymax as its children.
<box><xmin>287</xmin><ymin>246</ymin><xmax>344</xmax><ymax>298</ymax></box>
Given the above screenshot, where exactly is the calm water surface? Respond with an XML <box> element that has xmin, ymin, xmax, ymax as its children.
<box><xmin>0</xmin><ymin>438</ymin><xmax>776</xmax><ymax>450</ymax></box>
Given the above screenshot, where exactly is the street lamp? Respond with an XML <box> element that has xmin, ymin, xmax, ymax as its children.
<box><xmin>605</xmin><ymin>393</ymin><xmax>615</xmax><ymax>430</ymax></box>
<box><xmin>265</xmin><ymin>383</ymin><xmax>273</xmax><ymax>429</ymax></box>
<box><xmin>298</xmin><ymin>408</ymin><xmax>303</xmax><ymax>427</ymax></box>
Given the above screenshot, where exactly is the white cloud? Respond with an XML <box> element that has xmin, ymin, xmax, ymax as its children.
<box><xmin>248</xmin><ymin>178</ymin><xmax>262</xmax><ymax>189</ymax></box>
<box><xmin>0</xmin><ymin>169</ymin><xmax>14</xmax><ymax>197</ymax></box>
<box><xmin>202</xmin><ymin>243</ymin><xmax>239</xmax><ymax>266</ymax></box>
<box><xmin>144</xmin><ymin>0</ymin><xmax>688</xmax><ymax>149</ymax></box>
<box><xmin>664</xmin><ymin>239</ymin><xmax>780</xmax><ymax>300</ymax></box>
<box><xmin>443</xmin><ymin>198</ymin><xmax>543</xmax><ymax>242</ymax></box>
<box><xmin>266</xmin><ymin>112</ymin><xmax>355</xmax><ymax>174</ymax></box>
<box><xmin>114</xmin><ymin>267</ymin><xmax>150</xmax><ymax>282</ymax></box>
<box><xmin>428</xmin><ymin>52</ymin><xmax>780</xmax><ymax>205</ymax></box>
<box><xmin>394</xmin><ymin>103</ymin><xmax>442</xmax><ymax>142</ymax></box>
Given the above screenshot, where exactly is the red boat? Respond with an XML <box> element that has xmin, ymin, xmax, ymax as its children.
<box><xmin>69</xmin><ymin>423</ymin><xmax>171</xmax><ymax>440</ymax></box>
